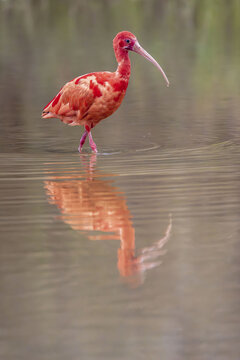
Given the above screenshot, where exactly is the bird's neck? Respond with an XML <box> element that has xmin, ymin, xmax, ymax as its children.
<box><xmin>115</xmin><ymin>50</ymin><xmax>131</xmax><ymax>79</ymax></box>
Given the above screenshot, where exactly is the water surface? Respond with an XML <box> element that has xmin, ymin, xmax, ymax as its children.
<box><xmin>1</xmin><ymin>1</ymin><xmax>240</xmax><ymax>359</ymax></box>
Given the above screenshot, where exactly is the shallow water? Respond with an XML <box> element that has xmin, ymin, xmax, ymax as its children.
<box><xmin>1</xmin><ymin>1</ymin><xmax>240</xmax><ymax>359</ymax></box>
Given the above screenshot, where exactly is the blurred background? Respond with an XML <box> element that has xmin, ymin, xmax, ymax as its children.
<box><xmin>0</xmin><ymin>1</ymin><xmax>240</xmax><ymax>360</ymax></box>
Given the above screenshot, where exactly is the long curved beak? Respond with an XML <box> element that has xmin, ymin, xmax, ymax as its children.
<box><xmin>132</xmin><ymin>41</ymin><xmax>170</xmax><ymax>87</ymax></box>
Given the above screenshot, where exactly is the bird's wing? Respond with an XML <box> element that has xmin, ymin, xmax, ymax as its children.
<box><xmin>42</xmin><ymin>75</ymin><xmax>97</xmax><ymax>123</ymax></box>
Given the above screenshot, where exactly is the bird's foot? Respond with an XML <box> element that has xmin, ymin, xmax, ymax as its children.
<box><xmin>89</xmin><ymin>131</ymin><xmax>98</xmax><ymax>153</ymax></box>
<box><xmin>91</xmin><ymin>145</ymin><xmax>98</xmax><ymax>153</ymax></box>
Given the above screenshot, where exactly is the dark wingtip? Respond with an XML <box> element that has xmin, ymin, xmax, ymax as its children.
<box><xmin>41</xmin><ymin>110</ymin><xmax>50</xmax><ymax>118</ymax></box>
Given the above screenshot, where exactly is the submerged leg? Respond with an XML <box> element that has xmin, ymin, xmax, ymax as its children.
<box><xmin>88</xmin><ymin>131</ymin><xmax>98</xmax><ymax>153</ymax></box>
<box><xmin>78</xmin><ymin>130</ymin><xmax>88</xmax><ymax>153</ymax></box>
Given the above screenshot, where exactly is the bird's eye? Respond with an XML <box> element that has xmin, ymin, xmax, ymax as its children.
<box><xmin>125</xmin><ymin>39</ymin><xmax>130</xmax><ymax>44</ymax></box>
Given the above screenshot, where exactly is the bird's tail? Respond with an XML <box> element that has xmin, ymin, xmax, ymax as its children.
<box><xmin>42</xmin><ymin>110</ymin><xmax>54</xmax><ymax>119</ymax></box>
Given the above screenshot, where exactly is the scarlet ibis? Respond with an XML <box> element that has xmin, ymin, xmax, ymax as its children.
<box><xmin>42</xmin><ymin>31</ymin><xmax>169</xmax><ymax>153</ymax></box>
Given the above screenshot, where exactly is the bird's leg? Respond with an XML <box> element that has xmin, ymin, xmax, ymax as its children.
<box><xmin>78</xmin><ymin>130</ymin><xmax>88</xmax><ymax>153</ymax></box>
<box><xmin>88</xmin><ymin>131</ymin><xmax>98</xmax><ymax>153</ymax></box>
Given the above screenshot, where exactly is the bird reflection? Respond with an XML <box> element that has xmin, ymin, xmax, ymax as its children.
<box><xmin>44</xmin><ymin>154</ymin><xmax>171</xmax><ymax>286</ymax></box>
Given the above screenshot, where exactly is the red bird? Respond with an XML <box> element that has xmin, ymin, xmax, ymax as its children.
<box><xmin>42</xmin><ymin>31</ymin><xmax>169</xmax><ymax>153</ymax></box>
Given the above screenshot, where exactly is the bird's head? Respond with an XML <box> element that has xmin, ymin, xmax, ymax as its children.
<box><xmin>113</xmin><ymin>31</ymin><xmax>169</xmax><ymax>87</ymax></box>
<box><xmin>113</xmin><ymin>31</ymin><xmax>137</xmax><ymax>51</ymax></box>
